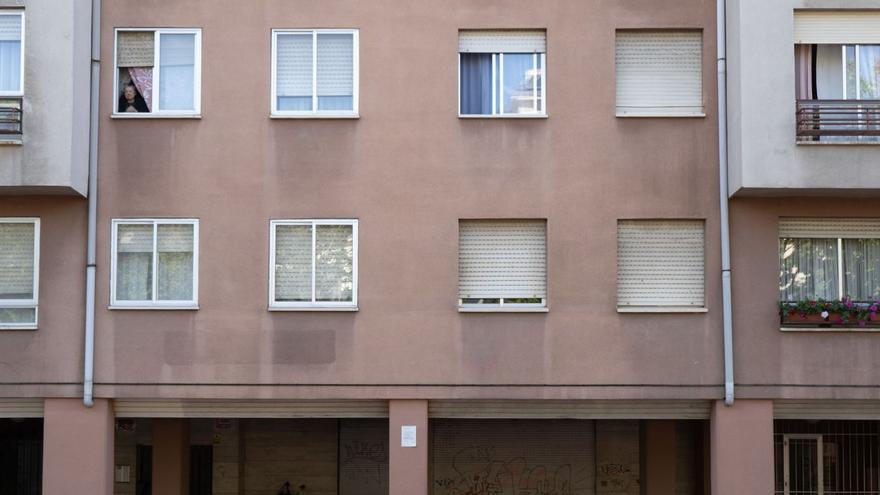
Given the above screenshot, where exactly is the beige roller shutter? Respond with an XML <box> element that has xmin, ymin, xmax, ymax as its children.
<box><xmin>459</xmin><ymin>30</ymin><xmax>546</xmax><ymax>53</ymax></box>
<box><xmin>0</xmin><ymin>222</ymin><xmax>35</xmax><ymax>298</ymax></box>
<box><xmin>117</xmin><ymin>31</ymin><xmax>155</xmax><ymax>68</ymax></box>
<box><xmin>615</xmin><ymin>30</ymin><xmax>703</xmax><ymax>117</ymax></box>
<box><xmin>794</xmin><ymin>11</ymin><xmax>880</xmax><ymax>44</ymax></box>
<box><xmin>432</xmin><ymin>419</ymin><xmax>595</xmax><ymax>494</ymax></box>
<box><xmin>617</xmin><ymin>220</ymin><xmax>705</xmax><ymax>310</ymax></box>
<box><xmin>114</xmin><ymin>400</ymin><xmax>389</xmax><ymax>418</ymax></box>
<box><xmin>429</xmin><ymin>400</ymin><xmax>712</xmax><ymax>419</ymax></box>
<box><xmin>779</xmin><ymin>217</ymin><xmax>880</xmax><ymax>239</ymax></box>
<box><xmin>0</xmin><ymin>399</ymin><xmax>43</xmax><ymax>418</ymax></box>
<box><xmin>458</xmin><ymin>220</ymin><xmax>546</xmax><ymax>300</ymax></box>
<box><xmin>775</xmin><ymin>400</ymin><xmax>880</xmax><ymax>420</ymax></box>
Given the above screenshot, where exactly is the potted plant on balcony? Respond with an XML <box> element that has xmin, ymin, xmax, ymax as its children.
<box><xmin>779</xmin><ymin>297</ymin><xmax>880</xmax><ymax>328</ymax></box>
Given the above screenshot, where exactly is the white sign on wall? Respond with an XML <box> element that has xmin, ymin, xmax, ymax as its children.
<box><xmin>401</xmin><ymin>425</ymin><xmax>417</xmax><ymax>448</ymax></box>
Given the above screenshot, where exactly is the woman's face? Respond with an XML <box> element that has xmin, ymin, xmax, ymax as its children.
<box><xmin>123</xmin><ymin>86</ymin><xmax>136</xmax><ymax>101</ymax></box>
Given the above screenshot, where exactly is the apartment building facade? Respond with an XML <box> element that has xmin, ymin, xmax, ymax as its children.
<box><xmin>5</xmin><ymin>0</ymin><xmax>878</xmax><ymax>494</ymax></box>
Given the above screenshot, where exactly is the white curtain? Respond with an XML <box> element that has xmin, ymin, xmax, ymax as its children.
<box><xmin>116</xmin><ymin>224</ymin><xmax>153</xmax><ymax>301</ymax></box>
<box><xmin>859</xmin><ymin>45</ymin><xmax>880</xmax><ymax>99</ymax></box>
<box><xmin>159</xmin><ymin>33</ymin><xmax>195</xmax><ymax>111</ymax></box>
<box><xmin>0</xmin><ymin>15</ymin><xmax>21</xmax><ymax>93</ymax></box>
<box><xmin>844</xmin><ymin>239</ymin><xmax>880</xmax><ymax>300</ymax></box>
<box><xmin>275</xmin><ymin>225</ymin><xmax>313</xmax><ymax>302</ymax></box>
<box><xmin>779</xmin><ymin>238</ymin><xmax>839</xmax><ymax>301</ymax></box>
<box><xmin>157</xmin><ymin>224</ymin><xmax>193</xmax><ymax>301</ymax></box>
<box><xmin>315</xmin><ymin>225</ymin><xmax>353</xmax><ymax>302</ymax></box>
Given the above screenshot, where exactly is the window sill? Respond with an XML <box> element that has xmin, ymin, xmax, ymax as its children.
<box><xmin>458</xmin><ymin>307</ymin><xmax>549</xmax><ymax>313</ymax></box>
<box><xmin>616</xmin><ymin>111</ymin><xmax>706</xmax><ymax>118</ymax></box>
<box><xmin>111</xmin><ymin>113</ymin><xmax>202</xmax><ymax>120</ymax></box>
<box><xmin>796</xmin><ymin>140</ymin><xmax>880</xmax><ymax>146</ymax></box>
<box><xmin>270</xmin><ymin>113</ymin><xmax>359</xmax><ymax>119</ymax></box>
<box><xmin>0</xmin><ymin>325</ymin><xmax>37</xmax><ymax>331</ymax></box>
<box><xmin>780</xmin><ymin>326</ymin><xmax>880</xmax><ymax>332</ymax></box>
<box><xmin>458</xmin><ymin>114</ymin><xmax>548</xmax><ymax>119</ymax></box>
<box><xmin>269</xmin><ymin>306</ymin><xmax>359</xmax><ymax>312</ymax></box>
<box><xmin>0</xmin><ymin>137</ymin><xmax>22</xmax><ymax>146</ymax></box>
<box><xmin>109</xmin><ymin>305</ymin><xmax>199</xmax><ymax>311</ymax></box>
<box><xmin>617</xmin><ymin>306</ymin><xmax>708</xmax><ymax>313</ymax></box>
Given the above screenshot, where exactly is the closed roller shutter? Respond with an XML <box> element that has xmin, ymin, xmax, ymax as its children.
<box><xmin>432</xmin><ymin>419</ymin><xmax>595</xmax><ymax>495</ymax></box>
<box><xmin>117</xmin><ymin>31</ymin><xmax>155</xmax><ymax>68</ymax></box>
<box><xmin>114</xmin><ymin>400</ymin><xmax>389</xmax><ymax>418</ymax></box>
<box><xmin>775</xmin><ymin>400</ymin><xmax>880</xmax><ymax>420</ymax></box>
<box><xmin>317</xmin><ymin>33</ymin><xmax>354</xmax><ymax>98</ymax></box>
<box><xmin>458</xmin><ymin>220</ymin><xmax>546</xmax><ymax>300</ymax></box>
<box><xmin>617</xmin><ymin>220</ymin><xmax>705</xmax><ymax>310</ymax></box>
<box><xmin>458</xmin><ymin>30</ymin><xmax>546</xmax><ymax>53</ymax></box>
<box><xmin>0</xmin><ymin>399</ymin><xmax>43</xmax><ymax>418</ymax></box>
<box><xmin>779</xmin><ymin>217</ymin><xmax>880</xmax><ymax>239</ymax></box>
<box><xmin>276</xmin><ymin>33</ymin><xmax>313</xmax><ymax>98</ymax></box>
<box><xmin>794</xmin><ymin>11</ymin><xmax>880</xmax><ymax>44</ymax></box>
<box><xmin>429</xmin><ymin>400</ymin><xmax>712</xmax><ymax>420</ymax></box>
<box><xmin>615</xmin><ymin>31</ymin><xmax>703</xmax><ymax>117</ymax></box>
<box><xmin>0</xmin><ymin>14</ymin><xmax>21</xmax><ymax>42</ymax></box>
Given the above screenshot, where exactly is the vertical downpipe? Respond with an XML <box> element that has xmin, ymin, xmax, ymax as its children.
<box><xmin>717</xmin><ymin>0</ymin><xmax>735</xmax><ymax>406</ymax></box>
<box><xmin>83</xmin><ymin>0</ymin><xmax>101</xmax><ymax>407</ymax></box>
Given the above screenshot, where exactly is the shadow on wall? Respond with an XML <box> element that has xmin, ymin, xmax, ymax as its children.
<box><xmin>460</xmin><ymin>314</ymin><xmax>547</xmax><ymax>382</ymax></box>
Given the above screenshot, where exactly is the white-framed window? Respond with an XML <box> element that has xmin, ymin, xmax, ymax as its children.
<box><xmin>779</xmin><ymin>218</ymin><xmax>880</xmax><ymax>302</ymax></box>
<box><xmin>269</xmin><ymin>219</ymin><xmax>358</xmax><ymax>310</ymax></box>
<box><xmin>617</xmin><ymin>220</ymin><xmax>706</xmax><ymax>312</ymax></box>
<box><xmin>458</xmin><ymin>30</ymin><xmax>546</xmax><ymax>117</ymax></box>
<box><xmin>113</xmin><ymin>28</ymin><xmax>202</xmax><ymax>116</ymax></box>
<box><xmin>458</xmin><ymin>220</ymin><xmax>547</xmax><ymax>311</ymax></box>
<box><xmin>271</xmin><ymin>29</ymin><xmax>359</xmax><ymax>117</ymax></box>
<box><xmin>0</xmin><ymin>11</ymin><xmax>23</xmax><ymax>97</ymax></box>
<box><xmin>0</xmin><ymin>218</ymin><xmax>39</xmax><ymax>329</ymax></box>
<box><xmin>615</xmin><ymin>30</ymin><xmax>704</xmax><ymax>117</ymax></box>
<box><xmin>110</xmin><ymin>219</ymin><xmax>199</xmax><ymax>309</ymax></box>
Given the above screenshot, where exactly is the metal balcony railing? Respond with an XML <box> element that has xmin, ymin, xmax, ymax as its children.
<box><xmin>797</xmin><ymin>99</ymin><xmax>880</xmax><ymax>140</ymax></box>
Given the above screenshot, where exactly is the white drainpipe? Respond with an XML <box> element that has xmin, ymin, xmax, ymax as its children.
<box><xmin>84</xmin><ymin>0</ymin><xmax>101</xmax><ymax>407</ymax></box>
<box><xmin>717</xmin><ymin>0</ymin><xmax>734</xmax><ymax>406</ymax></box>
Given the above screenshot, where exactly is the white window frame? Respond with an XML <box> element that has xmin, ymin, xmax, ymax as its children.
<box><xmin>270</xmin><ymin>29</ymin><xmax>360</xmax><ymax>118</ymax></box>
<box><xmin>110</xmin><ymin>218</ymin><xmax>199</xmax><ymax>309</ymax></box>
<box><xmin>458</xmin><ymin>297</ymin><xmax>548</xmax><ymax>311</ymax></box>
<box><xmin>0</xmin><ymin>10</ymin><xmax>24</xmax><ymax>97</ymax></box>
<box><xmin>112</xmin><ymin>28</ymin><xmax>202</xmax><ymax>118</ymax></box>
<box><xmin>269</xmin><ymin>219</ymin><xmax>359</xmax><ymax>310</ymax></box>
<box><xmin>0</xmin><ymin>217</ymin><xmax>39</xmax><ymax>329</ymax></box>
<box><xmin>457</xmin><ymin>51</ymin><xmax>547</xmax><ymax>118</ymax></box>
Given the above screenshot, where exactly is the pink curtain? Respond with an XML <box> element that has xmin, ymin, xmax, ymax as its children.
<box><xmin>794</xmin><ymin>44</ymin><xmax>813</xmax><ymax>100</ymax></box>
<box><xmin>128</xmin><ymin>67</ymin><xmax>153</xmax><ymax>111</ymax></box>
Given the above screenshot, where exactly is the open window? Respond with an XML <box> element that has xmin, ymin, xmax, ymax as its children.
<box><xmin>794</xmin><ymin>11</ymin><xmax>880</xmax><ymax>141</ymax></box>
<box><xmin>113</xmin><ymin>28</ymin><xmax>201</xmax><ymax>116</ymax></box>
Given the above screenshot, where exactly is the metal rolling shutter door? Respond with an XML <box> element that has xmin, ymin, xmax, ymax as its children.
<box><xmin>431</xmin><ymin>419</ymin><xmax>595</xmax><ymax>495</ymax></box>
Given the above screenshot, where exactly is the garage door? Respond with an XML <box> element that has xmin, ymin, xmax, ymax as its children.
<box><xmin>432</xmin><ymin>419</ymin><xmax>595</xmax><ymax>495</ymax></box>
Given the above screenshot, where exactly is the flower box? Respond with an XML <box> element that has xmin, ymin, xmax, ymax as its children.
<box><xmin>780</xmin><ymin>299</ymin><xmax>880</xmax><ymax>329</ymax></box>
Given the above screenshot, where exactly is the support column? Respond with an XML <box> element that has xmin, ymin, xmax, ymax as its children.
<box><xmin>152</xmin><ymin>418</ymin><xmax>190</xmax><ymax>495</ymax></box>
<box><xmin>644</xmin><ymin>420</ymin><xmax>676</xmax><ymax>495</ymax></box>
<box><xmin>43</xmin><ymin>398</ymin><xmax>114</xmax><ymax>495</ymax></box>
<box><xmin>711</xmin><ymin>400</ymin><xmax>774</xmax><ymax>495</ymax></box>
<box><xmin>389</xmin><ymin>400</ymin><xmax>428</xmax><ymax>495</ymax></box>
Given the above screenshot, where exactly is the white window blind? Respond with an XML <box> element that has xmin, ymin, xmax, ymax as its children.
<box><xmin>779</xmin><ymin>218</ymin><xmax>880</xmax><ymax>239</ymax></box>
<box><xmin>459</xmin><ymin>30</ymin><xmax>546</xmax><ymax>53</ymax></box>
<box><xmin>458</xmin><ymin>220</ymin><xmax>546</xmax><ymax>300</ymax></box>
<box><xmin>275</xmin><ymin>224</ymin><xmax>313</xmax><ymax>302</ymax></box>
<box><xmin>276</xmin><ymin>33</ymin><xmax>313</xmax><ymax>98</ymax></box>
<box><xmin>0</xmin><ymin>14</ymin><xmax>20</xmax><ymax>42</ymax></box>
<box><xmin>615</xmin><ymin>30</ymin><xmax>703</xmax><ymax>117</ymax></box>
<box><xmin>317</xmin><ymin>33</ymin><xmax>353</xmax><ymax>98</ymax></box>
<box><xmin>794</xmin><ymin>11</ymin><xmax>880</xmax><ymax>44</ymax></box>
<box><xmin>617</xmin><ymin>220</ymin><xmax>705</xmax><ymax>309</ymax></box>
<box><xmin>0</xmin><ymin>222</ymin><xmax>34</xmax><ymax>299</ymax></box>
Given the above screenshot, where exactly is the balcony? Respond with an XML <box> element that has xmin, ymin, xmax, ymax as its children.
<box><xmin>797</xmin><ymin>100</ymin><xmax>880</xmax><ymax>142</ymax></box>
<box><xmin>0</xmin><ymin>98</ymin><xmax>22</xmax><ymax>138</ymax></box>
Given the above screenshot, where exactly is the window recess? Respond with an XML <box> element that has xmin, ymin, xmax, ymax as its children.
<box><xmin>113</xmin><ymin>28</ymin><xmax>202</xmax><ymax>116</ymax></box>
<box><xmin>458</xmin><ymin>220</ymin><xmax>547</xmax><ymax>310</ymax></box>
<box><xmin>458</xmin><ymin>30</ymin><xmax>546</xmax><ymax>117</ymax></box>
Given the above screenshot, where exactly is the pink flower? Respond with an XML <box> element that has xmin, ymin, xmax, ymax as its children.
<box><xmin>821</xmin><ymin>310</ymin><xmax>830</xmax><ymax>319</ymax></box>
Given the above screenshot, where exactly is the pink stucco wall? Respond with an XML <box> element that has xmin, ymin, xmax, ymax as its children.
<box><xmin>43</xmin><ymin>398</ymin><xmax>114</xmax><ymax>495</ymax></box>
